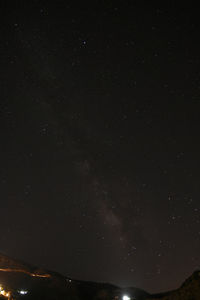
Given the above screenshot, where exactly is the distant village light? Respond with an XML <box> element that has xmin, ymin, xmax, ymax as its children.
<box><xmin>0</xmin><ymin>285</ymin><xmax>11</xmax><ymax>298</ymax></box>
<box><xmin>19</xmin><ymin>290</ymin><xmax>28</xmax><ymax>295</ymax></box>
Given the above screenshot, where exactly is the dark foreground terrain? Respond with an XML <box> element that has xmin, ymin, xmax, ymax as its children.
<box><xmin>0</xmin><ymin>253</ymin><xmax>199</xmax><ymax>299</ymax></box>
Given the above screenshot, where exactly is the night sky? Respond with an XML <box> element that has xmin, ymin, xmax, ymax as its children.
<box><xmin>0</xmin><ymin>1</ymin><xmax>200</xmax><ymax>293</ymax></box>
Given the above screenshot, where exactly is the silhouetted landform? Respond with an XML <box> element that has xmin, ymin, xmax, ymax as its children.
<box><xmin>0</xmin><ymin>253</ymin><xmax>199</xmax><ymax>299</ymax></box>
<box><xmin>147</xmin><ymin>270</ymin><xmax>200</xmax><ymax>300</ymax></box>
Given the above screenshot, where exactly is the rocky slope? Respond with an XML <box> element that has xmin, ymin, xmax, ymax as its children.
<box><xmin>148</xmin><ymin>271</ymin><xmax>200</xmax><ymax>300</ymax></box>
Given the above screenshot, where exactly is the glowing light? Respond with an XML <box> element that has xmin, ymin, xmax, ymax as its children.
<box><xmin>19</xmin><ymin>290</ymin><xmax>28</xmax><ymax>295</ymax></box>
<box><xmin>0</xmin><ymin>286</ymin><xmax>11</xmax><ymax>298</ymax></box>
<box><xmin>123</xmin><ymin>296</ymin><xmax>131</xmax><ymax>300</ymax></box>
<box><xmin>0</xmin><ymin>267</ymin><xmax>51</xmax><ymax>278</ymax></box>
<box><xmin>1</xmin><ymin>290</ymin><xmax>6</xmax><ymax>296</ymax></box>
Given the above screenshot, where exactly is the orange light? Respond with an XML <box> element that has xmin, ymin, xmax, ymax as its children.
<box><xmin>0</xmin><ymin>286</ymin><xmax>11</xmax><ymax>298</ymax></box>
<box><xmin>0</xmin><ymin>267</ymin><xmax>51</xmax><ymax>278</ymax></box>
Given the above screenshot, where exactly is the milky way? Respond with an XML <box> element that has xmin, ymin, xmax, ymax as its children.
<box><xmin>0</xmin><ymin>2</ymin><xmax>200</xmax><ymax>293</ymax></box>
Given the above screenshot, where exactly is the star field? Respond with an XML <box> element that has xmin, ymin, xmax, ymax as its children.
<box><xmin>0</xmin><ymin>1</ymin><xmax>200</xmax><ymax>293</ymax></box>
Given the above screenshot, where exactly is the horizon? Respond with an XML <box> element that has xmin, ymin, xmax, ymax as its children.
<box><xmin>0</xmin><ymin>251</ymin><xmax>198</xmax><ymax>295</ymax></box>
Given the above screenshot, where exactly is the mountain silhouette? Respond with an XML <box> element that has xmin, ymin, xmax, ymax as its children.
<box><xmin>0</xmin><ymin>253</ymin><xmax>199</xmax><ymax>299</ymax></box>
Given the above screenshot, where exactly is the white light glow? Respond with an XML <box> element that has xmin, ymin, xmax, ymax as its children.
<box><xmin>123</xmin><ymin>295</ymin><xmax>130</xmax><ymax>300</ymax></box>
<box><xmin>19</xmin><ymin>290</ymin><xmax>28</xmax><ymax>295</ymax></box>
